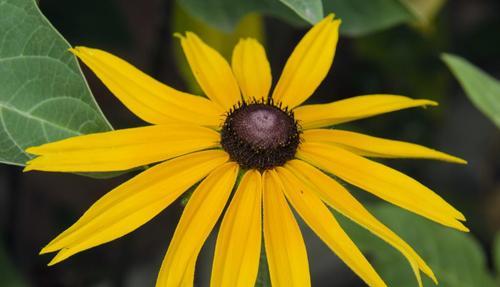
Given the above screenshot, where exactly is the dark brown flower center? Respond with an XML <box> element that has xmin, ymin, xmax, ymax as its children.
<box><xmin>220</xmin><ymin>100</ymin><xmax>300</xmax><ymax>170</ymax></box>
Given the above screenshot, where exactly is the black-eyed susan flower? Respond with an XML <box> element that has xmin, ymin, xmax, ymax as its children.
<box><xmin>26</xmin><ymin>14</ymin><xmax>468</xmax><ymax>287</ymax></box>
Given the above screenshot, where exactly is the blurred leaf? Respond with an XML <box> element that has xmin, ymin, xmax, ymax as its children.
<box><xmin>176</xmin><ymin>0</ymin><xmax>306</xmax><ymax>32</ymax></box>
<box><xmin>338</xmin><ymin>204</ymin><xmax>496</xmax><ymax>287</ymax></box>
<box><xmin>278</xmin><ymin>0</ymin><xmax>323</xmax><ymax>24</ymax></box>
<box><xmin>0</xmin><ymin>242</ymin><xmax>27</xmax><ymax>287</ymax></box>
<box><xmin>178</xmin><ymin>0</ymin><xmax>426</xmax><ymax>37</ymax></box>
<box><xmin>324</xmin><ymin>0</ymin><xmax>413</xmax><ymax>36</ymax></box>
<box><xmin>0</xmin><ymin>0</ymin><xmax>123</xmax><ymax>178</ymax></box>
<box><xmin>399</xmin><ymin>0</ymin><xmax>447</xmax><ymax>25</ymax></box>
<box><xmin>495</xmin><ymin>232</ymin><xmax>500</xmax><ymax>277</ymax></box>
<box><xmin>255</xmin><ymin>245</ymin><xmax>271</xmax><ymax>287</ymax></box>
<box><xmin>442</xmin><ymin>53</ymin><xmax>500</xmax><ymax>128</ymax></box>
<box><xmin>173</xmin><ymin>4</ymin><xmax>265</xmax><ymax>93</ymax></box>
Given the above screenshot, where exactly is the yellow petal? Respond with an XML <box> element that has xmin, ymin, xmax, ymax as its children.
<box><xmin>262</xmin><ymin>170</ymin><xmax>310</xmax><ymax>287</ymax></box>
<box><xmin>177</xmin><ymin>32</ymin><xmax>241</xmax><ymax>110</ymax></box>
<box><xmin>295</xmin><ymin>95</ymin><xmax>437</xmax><ymax>129</ymax></box>
<box><xmin>286</xmin><ymin>159</ymin><xmax>438</xmax><ymax>286</ymax></box>
<box><xmin>40</xmin><ymin>150</ymin><xmax>229</xmax><ymax>265</ymax></box>
<box><xmin>211</xmin><ymin>170</ymin><xmax>262</xmax><ymax>287</ymax></box>
<box><xmin>71</xmin><ymin>47</ymin><xmax>223</xmax><ymax>127</ymax></box>
<box><xmin>272</xmin><ymin>15</ymin><xmax>340</xmax><ymax>108</ymax></box>
<box><xmin>297</xmin><ymin>143</ymin><xmax>468</xmax><ymax>231</ymax></box>
<box><xmin>25</xmin><ymin>124</ymin><xmax>220</xmax><ymax>172</ymax></box>
<box><xmin>231</xmin><ymin>38</ymin><xmax>272</xmax><ymax>102</ymax></box>
<box><xmin>156</xmin><ymin>162</ymin><xmax>239</xmax><ymax>287</ymax></box>
<box><xmin>303</xmin><ymin>129</ymin><xmax>466</xmax><ymax>164</ymax></box>
<box><xmin>272</xmin><ymin>169</ymin><xmax>387</xmax><ymax>287</ymax></box>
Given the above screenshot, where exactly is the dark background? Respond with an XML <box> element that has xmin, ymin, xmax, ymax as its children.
<box><xmin>0</xmin><ymin>0</ymin><xmax>499</xmax><ymax>286</ymax></box>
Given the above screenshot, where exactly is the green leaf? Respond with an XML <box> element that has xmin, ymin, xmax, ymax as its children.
<box><xmin>442</xmin><ymin>53</ymin><xmax>500</xmax><ymax>128</ymax></box>
<box><xmin>494</xmin><ymin>232</ymin><xmax>500</xmax><ymax>277</ymax></box>
<box><xmin>323</xmin><ymin>0</ymin><xmax>414</xmax><ymax>36</ymax></box>
<box><xmin>278</xmin><ymin>0</ymin><xmax>323</xmax><ymax>24</ymax></box>
<box><xmin>0</xmin><ymin>0</ymin><xmax>112</xmax><ymax>166</ymax></box>
<box><xmin>338</xmin><ymin>204</ymin><xmax>496</xmax><ymax>287</ymax></box>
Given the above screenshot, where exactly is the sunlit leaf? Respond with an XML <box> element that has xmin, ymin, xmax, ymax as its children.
<box><xmin>0</xmin><ymin>0</ymin><xmax>113</xmax><ymax>169</ymax></box>
<box><xmin>442</xmin><ymin>53</ymin><xmax>500</xmax><ymax>128</ymax></box>
<box><xmin>339</xmin><ymin>204</ymin><xmax>496</xmax><ymax>287</ymax></box>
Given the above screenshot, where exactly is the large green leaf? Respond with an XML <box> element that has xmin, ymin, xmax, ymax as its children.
<box><xmin>324</xmin><ymin>0</ymin><xmax>413</xmax><ymax>36</ymax></box>
<box><xmin>338</xmin><ymin>204</ymin><xmax>496</xmax><ymax>287</ymax></box>
<box><xmin>0</xmin><ymin>0</ymin><xmax>112</xmax><ymax>166</ymax></box>
<box><xmin>442</xmin><ymin>53</ymin><xmax>500</xmax><ymax>128</ymax></box>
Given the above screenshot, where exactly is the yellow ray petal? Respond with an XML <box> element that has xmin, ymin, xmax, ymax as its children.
<box><xmin>303</xmin><ymin>129</ymin><xmax>466</xmax><ymax>164</ymax></box>
<box><xmin>286</xmin><ymin>159</ymin><xmax>438</xmax><ymax>286</ymax></box>
<box><xmin>156</xmin><ymin>162</ymin><xmax>239</xmax><ymax>287</ymax></box>
<box><xmin>180</xmin><ymin>254</ymin><xmax>197</xmax><ymax>286</ymax></box>
<box><xmin>177</xmin><ymin>32</ymin><xmax>241</xmax><ymax>110</ymax></box>
<box><xmin>295</xmin><ymin>95</ymin><xmax>437</xmax><ymax>129</ymax></box>
<box><xmin>272</xmin><ymin>169</ymin><xmax>387</xmax><ymax>287</ymax></box>
<box><xmin>211</xmin><ymin>170</ymin><xmax>262</xmax><ymax>287</ymax></box>
<box><xmin>231</xmin><ymin>38</ymin><xmax>272</xmax><ymax>102</ymax></box>
<box><xmin>70</xmin><ymin>47</ymin><xmax>223</xmax><ymax>127</ymax></box>
<box><xmin>297</xmin><ymin>143</ymin><xmax>468</xmax><ymax>231</ymax></box>
<box><xmin>272</xmin><ymin>15</ymin><xmax>340</xmax><ymax>109</ymax></box>
<box><xmin>40</xmin><ymin>150</ymin><xmax>229</xmax><ymax>265</ymax></box>
<box><xmin>262</xmin><ymin>170</ymin><xmax>310</xmax><ymax>287</ymax></box>
<box><xmin>25</xmin><ymin>124</ymin><xmax>221</xmax><ymax>172</ymax></box>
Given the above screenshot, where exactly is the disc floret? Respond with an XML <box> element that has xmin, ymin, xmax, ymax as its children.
<box><xmin>220</xmin><ymin>99</ymin><xmax>301</xmax><ymax>170</ymax></box>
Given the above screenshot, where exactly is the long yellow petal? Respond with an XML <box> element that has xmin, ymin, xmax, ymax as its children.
<box><xmin>272</xmin><ymin>15</ymin><xmax>340</xmax><ymax>108</ymax></box>
<box><xmin>177</xmin><ymin>32</ymin><xmax>241</xmax><ymax>110</ymax></box>
<box><xmin>295</xmin><ymin>95</ymin><xmax>437</xmax><ymax>129</ymax></box>
<box><xmin>297</xmin><ymin>143</ymin><xmax>468</xmax><ymax>231</ymax></box>
<box><xmin>40</xmin><ymin>150</ymin><xmax>229</xmax><ymax>265</ymax></box>
<box><xmin>272</xmin><ymin>169</ymin><xmax>387</xmax><ymax>287</ymax></box>
<box><xmin>156</xmin><ymin>162</ymin><xmax>239</xmax><ymax>287</ymax></box>
<box><xmin>263</xmin><ymin>170</ymin><xmax>310</xmax><ymax>287</ymax></box>
<box><xmin>25</xmin><ymin>124</ymin><xmax>220</xmax><ymax>172</ymax></box>
<box><xmin>71</xmin><ymin>47</ymin><xmax>223</xmax><ymax>127</ymax></box>
<box><xmin>231</xmin><ymin>38</ymin><xmax>272</xmax><ymax>102</ymax></box>
<box><xmin>303</xmin><ymin>129</ymin><xmax>466</xmax><ymax>164</ymax></box>
<box><xmin>286</xmin><ymin>159</ymin><xmax>438</xmax><ymax>286</ymax></box>
<box><xmin>211</xmin><ymin>170</ymin><xmax>262</xmax><ymax>287</ymax></box>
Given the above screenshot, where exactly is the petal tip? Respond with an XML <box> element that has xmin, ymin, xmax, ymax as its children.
<box><xmin>173</xmin><ymin>32</ymin><xmax>184</xmax><ymax>40</ymax></box>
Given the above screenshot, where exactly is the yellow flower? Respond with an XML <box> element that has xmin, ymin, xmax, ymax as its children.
<box><xmin>25</xmin><ymin>14</ymin><xmax>468</xmax><ymax>287</ymax></box>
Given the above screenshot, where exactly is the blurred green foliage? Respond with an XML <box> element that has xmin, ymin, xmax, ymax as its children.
<box><xmin>0</xmin><ymin>242</ymin><xmax>26</xmax><ymax>287</ymax></box>
<box><xmin>338</xmin><ymin>204</ymin><xmax>497</xmax><ymax>287</ymax></box>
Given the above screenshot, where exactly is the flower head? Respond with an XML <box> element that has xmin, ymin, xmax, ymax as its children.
<box><xmin>26</xmin><ymin>14</ymin><xmax>467</xmax><ymax>287</ymax></box>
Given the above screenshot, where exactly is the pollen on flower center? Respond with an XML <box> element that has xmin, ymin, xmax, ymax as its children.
<box><xmin>220</xmin><ymin>100</ymin><xmax>300</xmax><ymax>170</ymax></box>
